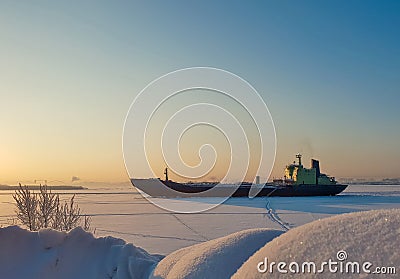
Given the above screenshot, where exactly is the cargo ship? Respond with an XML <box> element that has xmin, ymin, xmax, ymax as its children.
<box><xmin>131</xmin><ymin>154</ymin><xmax>347</xmax><ymax>197</ymax></box>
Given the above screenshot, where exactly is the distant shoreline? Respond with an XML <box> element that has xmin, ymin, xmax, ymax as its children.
<box><xmin>345</xmin><ymin>182</ymin><xmax>400</xmax><ymax>186</ymax></box>
<box><xmin>0</xmin><ymin>185</ymin><xmax>87</xmax><ymax>190</ymax></box>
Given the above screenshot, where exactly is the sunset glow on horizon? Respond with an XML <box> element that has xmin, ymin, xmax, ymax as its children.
<box><xmin>1</xmin><ymin>1</ymin><xmax>399</xmax><ymax>185</ymax></box>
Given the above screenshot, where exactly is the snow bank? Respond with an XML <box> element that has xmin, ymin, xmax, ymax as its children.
<box><xmin>150</xmin><ymin>228</ymin><xmax>284</xmax><ymax>279</ymax></box>
<box><xmin>233</xmin><ymin>209</ymin><xmax>400</xmax><ymax>278</ymax></box>
<box><xmin>0</xmin><ymin>226</ymin><xmax>162</xmax><ymax>279</ymax></box>
<box><xmin>2</xmin><ymin>209</ymin><xmax>398</xmax><ymax>279</ymax></box>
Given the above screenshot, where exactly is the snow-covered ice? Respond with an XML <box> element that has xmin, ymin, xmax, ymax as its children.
<box><xmin>0</xmin><ymin>184</ymin><xmax>399</xmax><ymax>278</ymax></box>
<box><xmin>1</xmin><ymin>184</ymin><xmax>400</xmax><ymax>255</ymax></box>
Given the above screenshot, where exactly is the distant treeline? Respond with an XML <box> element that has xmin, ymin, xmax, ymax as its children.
<box><xmin>343</xmin><ymin>179</ymin><xmax>400</xmax><ymax>185</ymax></box>
<box><xmin>0</xmin><ymin>185</ymin><xmax>86</xmax><ymax>190</ymax></box>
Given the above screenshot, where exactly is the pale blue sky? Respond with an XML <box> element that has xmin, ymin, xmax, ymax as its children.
<box><xmin>1</xmin><ymin>1</ymin><xmax>399</xmax><ymax>184</ymax></box>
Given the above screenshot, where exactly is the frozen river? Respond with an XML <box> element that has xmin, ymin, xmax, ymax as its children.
<box><xmin>1</xmin><ymin>184</ymin><xmax>399</xmax><ymax>255</ymax></box>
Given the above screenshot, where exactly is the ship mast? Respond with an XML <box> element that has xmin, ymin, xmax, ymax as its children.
<box><xmin>164</xmin><ymin>167</ymin><xmax>169</xmax><ymax>181</ymax></box>
<box><xmin>296</xmin><ymin>154</ymin><xmax>302</xmax><ymax>166</ymax></box>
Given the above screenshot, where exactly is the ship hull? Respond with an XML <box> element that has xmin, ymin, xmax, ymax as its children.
<box><xmin>131</xmin><ymin>179</ymin><xmax>347</xmax><ymax>198</ymax></box>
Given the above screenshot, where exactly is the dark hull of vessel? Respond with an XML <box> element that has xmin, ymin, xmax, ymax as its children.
<box><xmin>131</xmin><ymin>179</ymin><xmax>348</xmax><ymax>198</ymax></box>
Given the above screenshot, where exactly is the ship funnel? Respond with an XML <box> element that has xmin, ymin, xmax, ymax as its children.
<box><xmin>311</xmin><ymin>159</ymin><xmax>320</xmax><ymax>177</ymax></box>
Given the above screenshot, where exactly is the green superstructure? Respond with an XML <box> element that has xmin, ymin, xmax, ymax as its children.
<box><xmin>283</xmin><ymin>154</ymin><xmax>337</xmax><ymax>185</ymax></box>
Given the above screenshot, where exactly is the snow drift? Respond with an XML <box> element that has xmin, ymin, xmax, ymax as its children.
<box><xmin>0</xmin><ymin>226</ymin><xmax>162</xmax><ymax>279</ymax></box>
<box><xmin>150</xmin><ymin>228</ymin><xmax>284</xmax><ymax>279</ymax></box>
<box><xmin>1</xmin><ymin>209</ymin><xmax>398</xmax><ymax>279</ymax></box>
<box><xmin>233</xmin><ymin>208</ymin><xmax>400</xmax><ymax>278</ymax></box>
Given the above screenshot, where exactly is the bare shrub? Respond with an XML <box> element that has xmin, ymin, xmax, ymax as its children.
<box><xmin>37</xmin><ymin>185</ymin><xmax>59</xmax><ymax>228</ymax></box>
<box><xmin>13</xmin><ymin>184</ymin><xmax>38</xmax><ymax>231</ymax></box>
<box><xmin>83</xmin><ymin>215</ymin><xmax>92</xmax><ymax>231</ymax></box>
<box><xmin>58</xmin><ymin>195</ymin><xmax>81</xmax><ymax>231</ymax></box>
<box><xmin>13</xmin><ymin>184</ymin><xmax>91</xmax><ymax>232</ymax></box>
